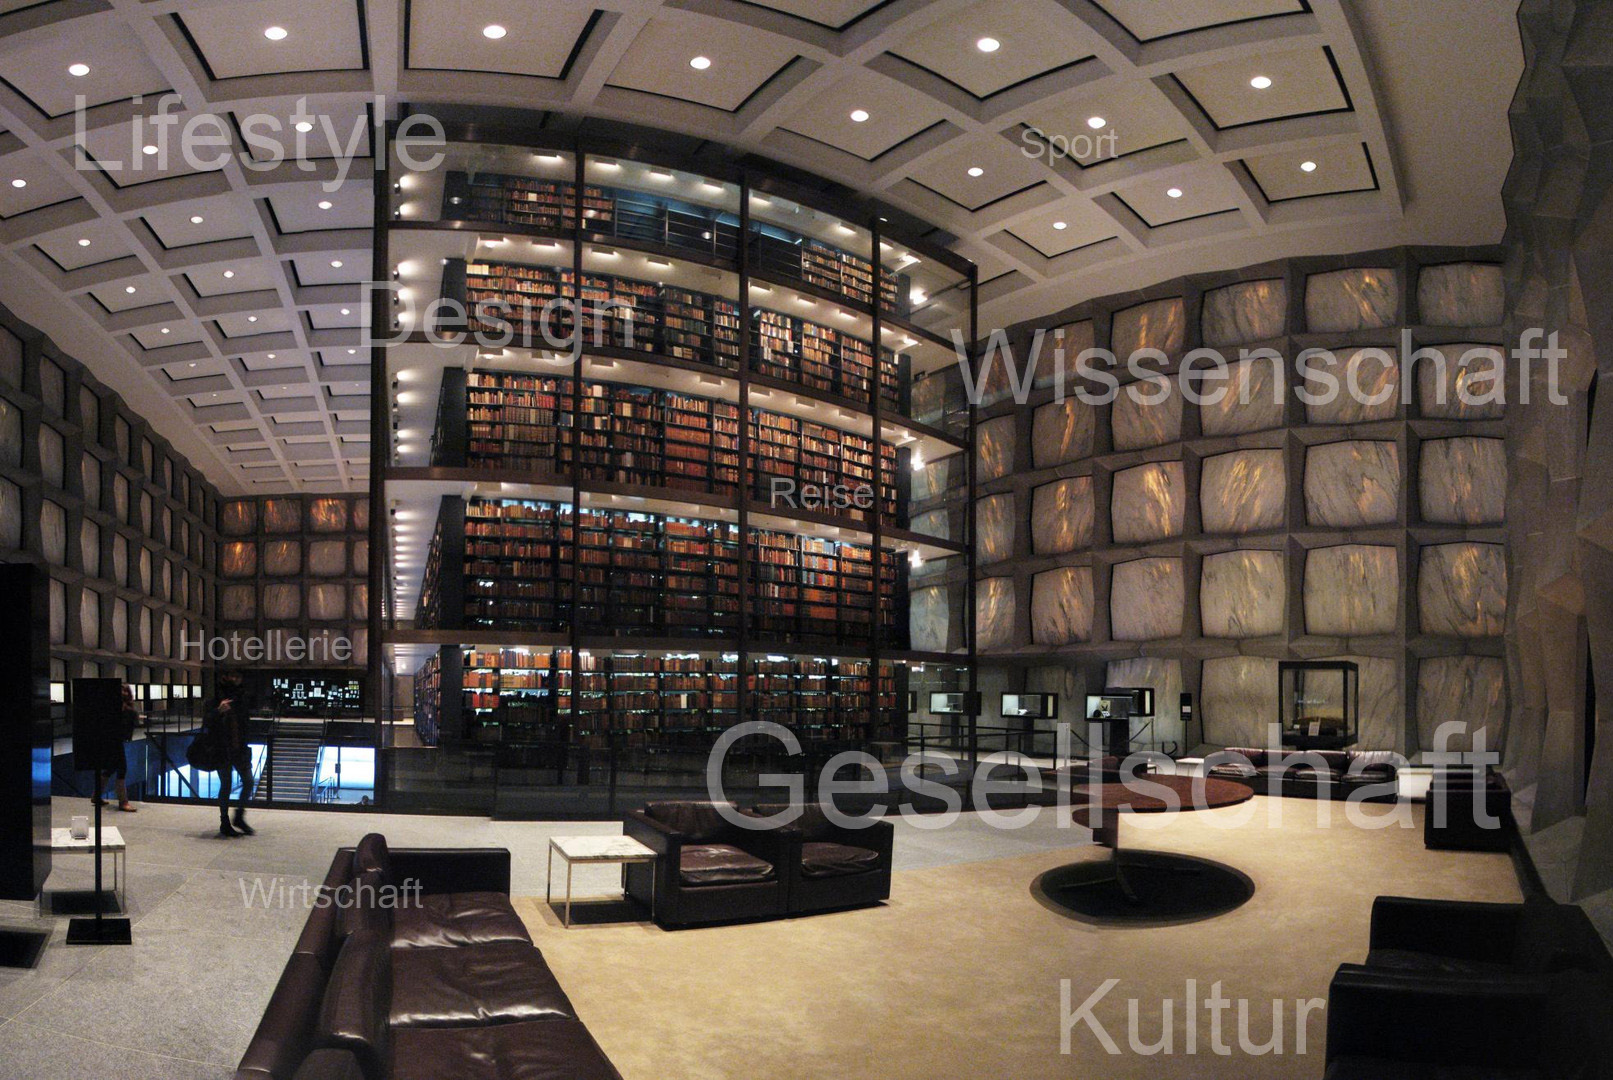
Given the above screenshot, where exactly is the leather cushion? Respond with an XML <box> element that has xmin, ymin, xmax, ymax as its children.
<box><xmin>391</xmin><ymin>942</ymin><xmax>576</xmax><ymax>1028</ymax></box>
<box><xmin>236</xmin><ymin>953</ymin><xmax>328</xmax><ymax>1080</ymax></box>
<box><xmin>293</xmin><ymin>1050</ymin><xmax>368</xmax><ymax>1080</ymax></box>
<box><xmin>353</xmin><ymin>834</ymin><xmax>391</xmax><ymax>882</ymax></box>
<box><xmin>391</xmin><ymin>1018</ymin><xmax>623</xmax><ymax>1080</ymax></box>
<box><xmin>334</xmin><ymin>869</ymin><xmax>391</xmax><ymax>942</ymax></box>
<box><xmin>679</xmin><ymin>844</ymin><xmax>775</xmax><ymax>886</ymax></box>
<box><xmin>391</xmin><ymin>891</ymin><xmax>532</xmax><ymax>949</ymax></box>
<box><xmin>644</xmin><ymin>801</ymin><xmax>735</xmax><ymax>842</ymax></box>
<box><xmin>1366</xmin><ymin>948</ymin><xmax>1509</xmax><ymax>976</ymax></box>
<box><xmin>316</xmin><ymin>930</ymin><xmax>391</xmax><ymax>1080</ymax></box>
<box><xmin>799</xmin><ymin>841</ymin><xmax>881</xmax><ymax>880</ymax></box>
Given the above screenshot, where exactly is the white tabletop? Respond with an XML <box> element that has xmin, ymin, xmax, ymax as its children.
<box><xmin>45</xmin><ymin>826</ymin><xmax>126</xmax><ymax>852</ymax></box>
<box><xmin>549</xmin><ymin>835</ymin><xmax>655</xmax><ymax>862</ymax></box>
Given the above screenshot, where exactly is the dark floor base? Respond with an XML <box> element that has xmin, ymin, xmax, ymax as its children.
<box><xmin>0</xmin><ymin>928</ymin><xmax>50</xmax><ymax>968</ymax></box>
<box><xmin>65</xmin><ymin>916</ymin><xmax>131</xmax><ymax>946</ymax></box>
<box><xmin>1033</xmin><ymin>851</ymin><xmax>1255</xmax><ymax>925</ymax></box>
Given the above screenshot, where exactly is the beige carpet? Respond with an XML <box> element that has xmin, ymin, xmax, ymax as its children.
<box><xmin>515</xmin><ymin>802</ymin><xmax>1521</xmax><ymax>1079</ymax></box>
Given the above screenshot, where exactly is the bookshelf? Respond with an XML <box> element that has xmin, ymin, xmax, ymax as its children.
<box><xmin>749</xmin><ymin>230</ymin><xmax>907</xmax><ymax>316</ymax></box>
<box><xmin>749</xmin><ymin>309</ymin><xmax>905</xmax><ymax>409</ymax></box>
<box><xmin>414</xmin><ymin>649</ymin><xmax>442</xmax><ymax>746</ymax></box>
<box><xmin>747</xmin><ymin>410</ymin><xmax>900</xmax><ymax>525</ymax></box>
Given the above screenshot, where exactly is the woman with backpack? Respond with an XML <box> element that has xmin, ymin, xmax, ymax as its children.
<box><xmin>203</xmin><ymin>672</ymin><xmax>256</xmax><ymax>837</ymax></box>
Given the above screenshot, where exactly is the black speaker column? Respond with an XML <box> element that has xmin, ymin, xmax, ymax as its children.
<box><xmin>67</xmin><ymin>677</ymin><xmax>131</xmax><ymax>946</ymax></box>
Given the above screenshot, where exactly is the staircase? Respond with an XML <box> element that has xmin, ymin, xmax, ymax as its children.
<box><xmin>255</xmin><ymin>731</ymin><xmax>323</xmax><ymax>803</ymax></box>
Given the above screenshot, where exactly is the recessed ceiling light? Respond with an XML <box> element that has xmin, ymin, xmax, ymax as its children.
<box><xmin>125</xmin><ymin>286</ymin><xmax>136</xmax><ymax>294</ymax></box>
<box><xmin>141</xmin><ymin>144</ymin><xmax>158</xmax><ymax>156</ymax></box>
<box><xmin>264</xmin><ymin>26</ymin><xmax>288</xmax><ymax>40</ymax></box>
<box><xmin>976</xmin><ymin>37</ymin><xmax>1001</xmax><ymax>52</ymax></box>
<box><xmin>1087</xmin><ymin>116</ymin><xmax>1107</xmax><ymax>130</ymax></box>
<box><xmin>849</xmin><ymin>109</ymin><xmax>869</xmax><ymax>123</ymax></box>
<box><xmin>223</xmin><ymin>270</ymin><xmax>235</xmax><ymax>279</ymax></box>
<box><xmin>967</xmin><ymin>166</ymin><xmax>984</xmax><ymax>177</ymax></box>
<box><xmin>247</xmin><ymin>316</ymin><xmax>258</xmax><ymax>323</ymax></box>
<box><xmin>1052</xmin><ymin>221</ymin><xmax>1068</xmax><ymax>230</ymax></box>
<box><xmin>160</xmin><ymin>328</ymin><xmax>170</xmax><ymax>335</ymax></box>
<box><xmin>1300</xmin><ymin>160</ymin><xmax>1318</xmax><ymax>172</ymax></box>
<box><xmin>190</xmin><ymin>215</ymin><xmax>204</xmax><ymax>224</ymax></box>
<box><xmin>330</xmin><ymin>260</ymin><xmax>343</xmax><ymax>268</ymax></box>
<box><xmin>9</xmin><ymin>179</ymin><xmax>23</xmax><ymax>189</ymax></box>
<box><xmin>294</xmin><ymin>121</ymin><xmax>314</xmax><ymax>133</ymax></box>
<box><xmin>317</xmin><ymin>200</ymin><xmax>333</xmax><ymax>210</ymax></box>
<box><xmin>1250</xmin><ymin>75</ymin><xmax>1272</xmax><ymax>90</ymax></box>
<box><xmin>267</xmin><ymin>353</ymin><xmax>275</xmax><ymax>359</ymax></box>
<box><xmin>68</xmin><ymin>63</ymin><xmax>90</xmax><ymax>77</ymax></box>
<box><xmin>689</xmin><ymin>55</ymin><xmax>712</xmax><ymax>70</ymax></box>
<box><xmin>1167</xmin><ymin>187</ymin><xmax>1183</xmax><ymax>198</ymax></box>
<box><xmin>340</xmin><ymin>308</ymin><xmax>351</xmax><ymax>315</ymax></box>
<box><xmin>77</xmin><ymin>238</ymin><xmax>91</xmax><ymax>247</ymax></box>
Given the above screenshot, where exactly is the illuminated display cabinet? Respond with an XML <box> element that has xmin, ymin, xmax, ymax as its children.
<box><xmin>1278</xmin><ymin>660</ymin><xmax>1360</xmax><ymax>750</ymax></box>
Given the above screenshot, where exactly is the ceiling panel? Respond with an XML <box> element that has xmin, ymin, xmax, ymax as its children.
<box><xmin>741</xmin><ymin>0</ymin><xmax>885</xmax><ymax>30</ymax></box>
<box><xmin>177</xmin><ymin>0</ymin><xmax>366</xmax><ymax>80</ymax></box>
<box><xmin>241</xmin><ymin>350</ymin><xmax>305</xmax><ymax>371</ymax></box>
<box><xmin>407</xmin><ymin>0</ymin><xmax>595</xmax><ymax>78</ymax></box>
<box><xmin>907</xmin><ymin>132</ymin><xmax>1050</xmax><ymax>211</ymax></box>
<box><xmin>1094</xmin><ymin>0</ymin><xmax>1304</xmax><ymax>42</ymax></box>
<box><xmin>232</xmin><ymin>98</ymin><xmax>372</xmax><ymax>163</ymax></box>
<box><xmin>88</xmin><ymin>275</ymin><xmax>170</xmax><ymax>314</ymax></box>
<box><xmin>1245</xmin><ymin>140</ymin><xmax>1376</xmax><ymax>202</ymax></box>
<box><xmin>1174</xmin><ymin>44</ymin><xmax>1350</xmax><ymax>129</ymax></box>
<box><xmin>185</xmin><ymin>261</ymin><xmax>279</xmax><ymax>298</ymax></box>
<box><xmin>143</xmin><ymin>194</ymin><xmax>257</xmax><ymax>249</ymax></box>
<box><xmin>889</xmin><ymin>0</ymin><xmax>1096</xmax><ymax>99</ymax></box>
<box><xmin>216</xmin><ymin>310</ymin><xmax>292</xmax><ymax>337</ymax></box>
<box><xmin>35</xmin><ymin>219</ymin><xmax>134</xmax><ymax>271</ymax></box>
<box><xmin>130</xmin><ymin>321</ymin><xmax>204</xmax><ymax>348</ymax></box>
<box><xmin>1019</xmin><ymin>87</ymin><xmax>1188</xmax><ymax>166</ymax></box>
<box><xmin>606</xmin><ymin>18</ymin><xmax>799</xmax><ymax>113</ymax></box>
<box><xmin>266</xmin><ymin>183</ymin><xmax>371</xmax><ymax>233</ymax></box>
<box><xmin>0</xmin><ymin>152</ymin><xmax>80</xmax><ymax>217</ymax></box>
<box><xmin>75</xmin><ymin>113</ymin><xmax>224</xmax><ymax>188</ymax></box>
<box><xmin>779</xmin><ymin>70</ymin><xmax>949</xmax><ymax>161</ymax></box>
<box><xmin>1113</xmin><ymin>162</ymin><xmax>1244</xmax><ymax>226</ymax></box>
<box><xmin>1007</xmin><ymin>200</ymin><xmax>1117</xmax><ymax>257</ymax></box>
<box><xmin>0</xmin><ymin>20</ymin><xmax>172</xmax><ymax>117</ymax></box>
<box><xmin>289</xmin><ymin>251</ymin><xmax>368</xmax><ymax>285</ymax></box>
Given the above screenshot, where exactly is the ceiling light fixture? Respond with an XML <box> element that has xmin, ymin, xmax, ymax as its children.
<box><xmin>1086</xmin><ymin>116</ymin><xmax>1108</xmax><ymax>130</ymax></box>
<box><xmin>849</xmin><ymin>109</ymin><xmax>869</xmax><ymax>123</ymax></box>
<box><xmin>264</xmin><ymin>25</ymin><xmax>287</xmax><ymax>40</ymax></box>
<box><xmin>160</xmin><ymin>328</ymin><xmax>170</xmax><ymax>335</ymax></box>
<box><xmin>190</xmin><ymin>215</ymin><xmax>204</xmax><ymax>224</ymax></box>
<box><xmin>330</xmin><ymin>260</ymin><xmax>343</xmax><ymax>268</ymax></box>
<box><xmin>1052</xmin><ymin>220</ymin><xmax>1068</xmax><ymax>230</ymax></box>
<box><xmin>967</xmin><ymin>166</ymin><xmax>984</xmax><ymax>177</ymax></box>
<box><xmin>294</xmin><ymin>121</ymin><xmax>314</xmax><ymax>133</ymax></box>
<box><xmin>248</xmin><ymin>316</ymin><xmax>258</xmax><ymax>322</ymax></box>
<box><xmin>976</xmin><ymin>37</ymin><xmax>1001</xmax><ymax>52</ymax></box>
<box><xmin>69</xmin><ymin>63</ymin><xmax>90</xmax><ymax>77</ymax></box>
<box><xmin>9</xmin><ymin>179</ymin><xmax>23</xmax><ymax>189</ymax></box>
<box><xmin>141</xmin><ymin>144</ymin><xmax>158</xmax><ymax>155</ymax></box>
<box><xmin>1250</xmin><ymin>75</ymin><xmax>1272</xmax><ymax>90</ymax></box>
<box><xmin>482</xmin><ymin>24</ymin><xmax>506</xmax><ymax>39</ymax></box>
<box><xmin>1167</xmin><ymin>187</ymin><xmax>1183</xmax><ymax>198</ymax></box>
<box><xmin>223</xmin><ymin>270</ymin><xmax>235</xmax><ymax>278</ymax></box>
<box><xmin>689</xmin><ymin>55</ymin><xmax>712</xmax><ymax>70</ymax></box>
<box><xmin>125</xmin><ymin>286</ymin><xmax>136</xmax><ymax>294</ymax></box>
<box><xmin>1300</xmin><ymin>160</ymin><xmax>1318</xmax><ymax>172</ymax></box>
<box><xmin>340</xmin><ymin>308</ymin><xmax>351</xmax><ymax>315</ymax></box>
<box><xmin>317</xmin><ymin>200</ymin><xmax>333</xmax><ymax>210</ymax></box>
<box><xmin>77</xmin><ymin>238</ymin><xmax>90</xmax><ymax>246</ymax></box>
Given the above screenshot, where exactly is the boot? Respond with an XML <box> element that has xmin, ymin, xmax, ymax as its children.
<box><xmin>218</xmin><ymin>813</ymin><xmax>239</xmax><ymax>838</ymax></box>
<box><xmin>232</xmin><ymin>810</ymin><xmax>255</xmax><ymax>836</ymax></box>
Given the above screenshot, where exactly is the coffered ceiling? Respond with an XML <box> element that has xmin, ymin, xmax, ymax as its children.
<box><xmin>0</xmin><ymin>0</ymin><xmax>1520</xmax><ymax>494</ymax></box>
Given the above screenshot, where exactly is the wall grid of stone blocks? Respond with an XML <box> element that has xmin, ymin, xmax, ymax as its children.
<box><xmin>972</xmin><ymin>246</ymin><xmax>1508</xmax><ymax>755</ymax></box>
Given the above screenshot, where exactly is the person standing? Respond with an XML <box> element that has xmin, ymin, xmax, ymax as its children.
<box><xmin>204</xmin><ymin>672</ymin><xmax>256</xmax><ymax>837</ymax></box>
<box><xmin>98</xmin><ymin>684</ymin><xmax>141</xmax><ymax>812</ymax></box>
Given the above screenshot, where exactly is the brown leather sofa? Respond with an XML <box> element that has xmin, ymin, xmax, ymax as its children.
<box><xmin>750</xmin><ymin>803</ymin><xmax>894</xmax><ymax>915</ymax></box>
<box><xmin>623</xmin><ymin>800</ymin><xmax>791</xmax><ymax>927</ymax></box>
<box><xmin>1203</xmin><ymin>747</ymin><xmax>1399</xmax><ymax>800</ymax></box>
<box><xmin>236</xmin><ymin>833</ymin><xmax>621</xmax><ymax>1080</ymax></box>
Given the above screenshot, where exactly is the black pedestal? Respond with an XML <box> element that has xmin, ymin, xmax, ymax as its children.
<box><xmin>1034</xmin><ymin>852</ymin><xmax>1255</xmax><ymax>924</ymax></box>
<box><xmin>66</xmin><ymin>917</ymin><xmax>131</xmax><ymax>946</ymax></box>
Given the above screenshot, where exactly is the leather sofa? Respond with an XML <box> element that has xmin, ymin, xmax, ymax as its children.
<box><xmin>623</xmin><ymin>801</ymin><xmax>792</xmax><ymax>927</ymax></box>
<box><xmin>750</xmin><ymin>803</ymin><xmax>894</xmax><ymax>915</ymax></box>
<box><xmin>1203</xmin><ymin>747</ymin><xmax>1399</xmax><ymax>800</ymax></box>
<box><xmin>236</xmin><ymin>834</ymin><xmax>621</xmax><ymax>1080</ymax></box>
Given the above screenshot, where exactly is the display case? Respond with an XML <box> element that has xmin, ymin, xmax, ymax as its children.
<box><xmin>1001</xmin><ymin>693</ymin><xmax>1057</xmax><ymax>719</ymax></box>
<box><xmin>1278</xmin><ymin>660</ymin><xmax>1359</xmax><ymax>749</ymax></box>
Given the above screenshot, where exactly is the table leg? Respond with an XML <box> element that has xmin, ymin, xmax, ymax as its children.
<box><xmin>565</xmin><ymin>861</ymin><xmax>573</xmax><ymax>928</ymax></box>
<box><xmin>545</xmin><ymin>846</ymin><xmax>552</xmax><ymax>906</ymax></box>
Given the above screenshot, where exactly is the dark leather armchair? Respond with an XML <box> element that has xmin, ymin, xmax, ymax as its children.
<box><xmin>1425</xmin><ymin>767</ymin><xmax>1512</xmax><ymax>851</ymax></box>
<box><xmin>1362</xmin><ymin>895</ymin><xmax>1613</xmax><ymax>977</ymax></box>
<box><xmin>622</xmin><ymin>801</ymin><xmax>790</xmax><ymax>927</ymax></box>
<box><xmin>1204</xmin><ymin>747</ymin><xmax>1398</xmax><ymax>800</ymax></box>
<box><xmin>751</xmin><ymin>803</ymin><xmax>893</xmax><ymax>914</ymax></box>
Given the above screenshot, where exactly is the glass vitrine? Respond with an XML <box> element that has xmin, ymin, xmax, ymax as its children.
<box><xmin>1278</xmin><ymin>660</ymin><xmax>1359</xmax><ymax>749</ymax></box>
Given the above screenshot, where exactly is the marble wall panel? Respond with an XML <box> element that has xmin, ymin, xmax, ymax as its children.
<box><xmin>1200</xmin><ymin>449</ymin><xmax>1285</xmax><ymax>534</ymax></box>
<box><xmin>1040</xmin><ymin>321</ymin><xmax>1096</xmax><ymax>392</ymax></box>
<box><xmin>221</xmin><ymin>585</ymin><xmax>255</xmax><ymax>622</ymax></box>
<box><xmin>80</xmin><ymin>520</ymin><xmax>99</xmax><ymax>576</ymax></box>
<box><xmin>353</xmin><ymin>540</ymin><xmax>369</xmax><ymax>574</ymax></box>
<box><xmin>911</xmin><ymin>371</ymin><xmax>946</xmax><ymax>427</ymax></box>
<box><xmin>0</xmin><ymin>330</ymin><xmax>16</xmax><ymax>389</ymax></box>
<box><xmin>1201</xmin><ymin>655</ymin><xmax>1281</xmax><ymax>747</ymax></box>
<box><xmin>38</xmin><ymin>425</ymin><xmax>62</xmax><ymax>488</ymax></box>
<box><xmin>263</xmin><ymin>540</ymin><xmax>301</xmax><ymax>576</ymax></box>
<box><xmin>975</xmin><ymin>494</ymin><xmax>1015</xmax><ymax>565</ymax></box>
<box><xmin>135</xmin><ymin>607</ymin><xmax>150</xmax><ymax>653</ymax></box>
<box><xmin>48</xmin><ymin>579</ymin><xmax>64</xmax><ymax>644</ymax></box>
<box><xmin>1111</xmin><ymin>461</ymin><xmax>1184</xmax><ymax>543</ymax></box>
<box><xmin>977</xmin><ymin>577</ymin><xmax>1016</xmax><ymax>650</ymax></box>
<box><xmin>309</xmin><ymin>584</ymin><xmax>347</xmax><ymax>621</ymax></box>
<box><xmin>80</xmin><ymin>589</ymin><xmax>99</xmax><ymax>648</ymax></box>
<box><xmin>1419</xmin><ymin>542</ymin><xmax>1506</xmax><ymax>637</ymax></box>
<box><xmin>910</xmin><ymin>585</ymin><xmax>951</xmax><ymax>653</ymax></box>
<box><xmin>221</xmin><ymin>500</ymin><xmax>258</xmax><ymax>537</ymax></box>
<box><xmin>310</xmin><ymin>498</ymin><xmax>350</xmax><ymax>533</ymax></box>
<box><xmin>263</xmin><ymin>583</ymin><xmax>301</xmax><ymax>621</ymax></box>
<box><xmin>1304</xmin><ymin>347</ymin><xmax>1401</xmax><ymax>424</ymax></box>
<box><xmin>112</xmin><ymin>474</ymin><xmax>128</xmax><ymax>524</ymax></box>
<box><xmin>1032</xmin><ymin>398</ymin><xmax>1096</xmax><ymax>468</ymax></box>
<box><xmin>1031</xmin><ymin>566</ymin><xmax>1094</xmax><ymax>644</ymax></box>
<box><xmin>1420</xmin><ymin>438</ymin><xmax>1507</xmax><ymax>524</ymax></box>
<box><xmin>911</xmin><ymin>451</ymin><xmax>964</xmax><ymax>503</ymax></box>
<box><xmin>976</xmin><ymin>415</ymin><xmax>1015</xmax><ymax>482</ymax></box>
<box><xmin>1201</xmin><ymin>279</ymin><xmax>1287</xmax><ymax>347</ymax></box>
<box><xmin>1105</xmin><ymin>656</ymin><xmax>1184</xmax><ymax>748</ymax></box>
<box><xmin>222</xmin><ymin>541</ymin><xmax>257</xmax><ymax>578</ymax></box>
<box><xmin>111</xmin><ymin>535</ymin><xmax>126</xmax><ymax>586</ymax></box>
<box><xmin>1414</xmin><ymin>344</ymin><xmax>1506</xmax><ymax>419</ymax></box>
<box><xmin>0</xmin><ymin>477</ymin><xmax>20</xmax><ymax>549</ymax></box>
<box><xmin>264</xmin><ymin>499</ymin><xmax>301</xmax><ymax>534</ymax></box>
<box><xmin>353</xmin><ymin>499</ymin><xmax>370</xmax><ymax>532</ymax></box>
<box><xmin>38</xmin><ymin>360</ymin><xmax>62</xmax><ymax>416</ymax></box>
<box><xmin>1305</xmin><ymin>267</ymin><xmax>1399</xmax><ymax>332</ymax></box>
<box><xmin>351</xmin><ymin>584</ymin><xmax>369</xmax><ymax>619</ymax></box>
<box><xmin>1304</xmin><ymin>545</ymin><xmax>1399</xmax><ymax>636</ymax></box>
<box><xmin>1112</xmin><ymin>297</ymin><xmax>1186</xmax><ymax>357</ymax></box>
<box><xmin>81</xmin><ymin>456</ymin><xmax>100</xmax><ymax>511</ymax></box>
<box><xmin>1418</xmin><ymin>262</ymin><xmax>1505</xmax><ymax>327</ymax></box>
<box><xmin>1416</xmin><ymin>655</ymin><xmax>1506</xmax><ymax>753</ymax></box>
<box><xmin>1200</xmin><ymin>550</ymin><xmax>1285</xmax><ymax>637</ymax></box>
<box><xmin>1111</xmin><ymin>376</ymin><xmax>1183</xmax><ymax>450</ymax></box>
<box><xmin>1313</xmin><ymin>655</ymin><xmax>1401</xmax><ymax>751</ymax></box>
<box><xmin>111</xmin><ymin>600</ymin><xmax>127</xmax><ymax>652</ymax></box>
<box><xmin>137</xmin><ymin>548</ymin><xmax>150</xmax><ymax>593</ymax></box>
<box><xmin>309</xmin><ymin>540</ymin><xmax>348</xmax><ymax>577</ymax></box>
<box><xmin>41</xmin><ymin>500</ymin><xmax>65</xmax><ymax>564</ymax></box>
<box><xmin>0</xmin><ymin>395</ymin><xmax>19</xmax><ymax>469</ymax></box>
<box><xmin>1199</xmin><ymin>356</ymin><xmax>1286</xmax><ymax>436</ymax></box>
<box><xmin>1305</xmin><ymin>441</ymin><xmax>1400</xmax><ymax>527</ymax></box>
<box><xmin>1031</xmin><ymin>477</ymin><xmax>1094</xmax><ymax>555</ymax></box>
<box><xmin>909</xmin><ymin>508</ymin><xmax>951</xmax><ymax>541</ymax></box>
<box><xmin>1110</xmin><ymin>558</ymin><xmax>1184</xmax><ymax>641</ymax></box>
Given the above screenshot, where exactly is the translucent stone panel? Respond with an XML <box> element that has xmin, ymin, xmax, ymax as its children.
<box><xmin>1305</xmin><ymin>267</ymin><xmax>1398</xmax><ymax>332</ymax></box>
<box><xmin>39</xmin><ymin>360</ymin><xmax>63</xmax><ymax>416</ymax></box>
<box><xmin>353</xmin><ymin>499</ymin><xmax>370</xmax><ymax>532</ymax></box>
<box><xmin>158</xmin><ymin>613</ymin><xmax>172</xmax><ymax>658</ymax></box>
<box><xmin>910</xmin><ymin>585</ymin><xmax>951</xmax><ymax>653</ymax></box>
<box><xmin>79</xmin><ymin>387</ymin><xmax>99</xmax><ymax>441</ymax></box>
<box><xmin>975</xmin><ymin>416</ymin><xmax>1015</xmax><ymax>483</ymax></box>
<box><xmin>1416</xmin><ymin>655</ymin><xmax>1505</xmax><ymax>753</ymax></box>
<box><xmin>81</xmin><ymin>455</ymin><xmax>100</xmax><ymax>510</ymax></box>
<box><xmin>264</xmin><ymin>498</ymin><xmax>302</xmax><ymax>533</ymax></box>
<box><xmin>351</xmin><ymin>627</ymin><xmax>368</xmax><ymax>663</ymax></box>
<box><xmin>1040</xmin><ymin>321</ymin><xmax>1096</xmax><ymax>392</ymax></box>
<box><xmin>911</xmin><ymin>371</ymin><xmax>947</xmax><ymax>428</ymax></box>
<box><xmin>1199</xmin><ymin>356</ymin><xmax>1285</xmax><ymax>436</ymax></box>
<box><xmin>0</xmin><ymin>328</ymin><xmax>18</xmax><ymax>388</ymax></box>
<box><xmin>977</xmin><ymin>577</ymin><xmax>1015</xmax><ymax>650</ymax></box>
<box><xmin>352</xmin><ymin>540</ymin><xmax>369</xmax><ymax>574</ymax></box>
<box><xmin>1304</xmin><ymin>347</ymin><xmax>1400</xmax><ymax>424</ymax></box>
<box><xmin>38</xmin><ymin>425</ymin><xmax>63</xmax><ymax>488</ymax></box>
<box><xmin>1200</xmin><ymin>655</ymin><xmax>1280</xmax><ymax>747</ymax></box>
<box><xmin>1111</xmin><ymin>461</ymin><xmax>1184</xmax><ymax>544</ymax></box>
<box><xmin>1200</xmin><ymin>450</ymin><xmax>1284</xmax><ymax>534</ymax></box>
<box><xmin>1112</xmin><ymin>297</ymin><xmax>1185</xmax><ymax>357</ymax></box>
<box><xmin>1110</xmin><ymin>557</ymin><xmax>1184</xmax><ymax>641</ymax></box>
<box><xmin>909</xmin><ymin>509</ymin><xmax>950</xmax><ymax>541</ymax></box>
<box><xmin>911</xmin><ymin>452</ymin><xmax>965</xmax><ymax>502</ymax></box>
<box><xmin>310</xmin><ymin>497</ymin><xmax>350</xmax><ymax>533</ymax></box>
<box><xmin>111</xmin><ymin>535</ymin><xmax>127</xmax><ymax>586</ymax></box>
<box><xmin>1200</xmin><ymin>550</ymin><xmax>1285</xmax><ymax>638</ymax></box>
<box><xmin>1304</xmin><ymin>545</ymin><xmax>1398</xmax><ymax>636</ymax></box>
<box><xmin>263</xmin><ymin>583</ymin><xmax>301</xmax><ymax>621</ymax></box>
<box><xmin>80</xmin><ymin>520</ymin><xmax>99</xmax><ymax>576</ymax></box>
<box><xmin>1201</xmin><ymin>279</ymin><xmax>1287</xmax><ymax>347</ymax></box>
<box><xmin>1111</xmin><ymin>376</ymin><xmax>1182</xmax><ymax>450</ymax></box>
<box><xmin>263</xmin><ymin>540</ymin><xmax>301</xmax><ymax>576</ymax></box>
<box><xmin>221</xmin><ymin>500</ymin><xmax>258</xmax><ymax>537</ymax></box>
<box><xmin>1315</xmin><ymin>654</ymin><xmax>1401</xmax><ymax>751</ymax></box>
<box><xmin>1418</xmin><ymin>543</ymin><xmax>1506</xmax><ymax>637</ymax></box>
<box><xmin>49</xmin><ymin>578</ymin><xmax>65</xmax><ymax>644</ymax></box>
<box><xmin>0</xmin><ymin>477</ymin><xmax>19</xmax><ymax>548</ymax></box>
<box><xmin>41</xmin><ymin>500</ymin><xmax>65</xmax><ymax>564</ymax></box>
<box><xmin>309</xmin><ymin>584</ymin><xmax>347</xmax><ymax>621</ymax></box>
<box><xmin>1420</xmin><ymin>438</ymin><xmax>1507</xmax><ymax>524</ymax></box>
<box><xmin>222</xmin><ymin>542</ymin><xmax>257</xmax><ymax>578</ymax></box>
<box><xmin>1415</xmin><ymin>344</ymin><xmax>1505</xmax><ymax>419</ymax></box>
<box><xmin>113</xmin><ymin>474</ymin><xmax>128</xmax><ymax>523</ymax></box>
<box><xmin>111</xmin><ymin>600</ymin><xmax>127</xmax><ymax>652</ymax></box>
<box><xmin>351</xmin><ymin>584</ymin><xmax>368</xmax><ymax>619</ymax></box>
<box><xmin>136</xmin><ymin>607</ymin><xmax>150</xmax><ymax>653</ymax></box>
<box><xmin>1305</xmin><ymin>441</ymin><xmax>1399</xmax><ymax>527</ymax></box>
<box><xmin>309</xmin><ymin>540</ymin><xmax>349</xmax><ymax>577</ymax></box>
<box><xmin>0</xmin><ymin>395</ymin><xmax>20</xmax><ymax>468</ymax></box>
<box><xmin>975</xmin><ymin>495</ymin><xmax>1014</xmax><ymax>565</ymax></box>
<box><xmin>1031</xmin><ymin>566</ymin><xmax>1093</xmax><ymax>644</ymax></box>
<box><xmin>137</xmin><ymin>548</ymin><xmax>151</xmax><ymax>593</ymax></box>
<box><xmin>221</xmin><ymin>585</ymin><xmax>256</xmax><ymax>622</ymax></box>
<box><xmin>1031</xmin><ymin>477</ymin><xmax>1094</xmax><ymax>555</ymax></box>
<box><xmin>79</xmin><ymin>589</ymin><xmax>99</xmax><ymax>648</ymax></box>
<box><xmin>1418</xmin><ymin>262</ymin><xmax>1504</xmax><ymax>327</ymax></box>
<box><xmin>1031</xmin><ymin>398</ymin><xmax>1095</xmax><ymax>468</ymax></box>
<box><xmin>1105</xmin><ymin>656</ymin><xmax>1184</xmax><ymax>744</ymax></box>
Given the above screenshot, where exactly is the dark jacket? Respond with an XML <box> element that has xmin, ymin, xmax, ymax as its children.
<box><xmin>204</xmin><ymin>690</ymin><xmax>249</xmax><ymax>751</ymax></box>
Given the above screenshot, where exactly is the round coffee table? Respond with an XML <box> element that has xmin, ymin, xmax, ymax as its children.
<box><xmin>1036</xmin><ymin>774</ymin><xmax>1256</xmax><ymax>922</ymax></box>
